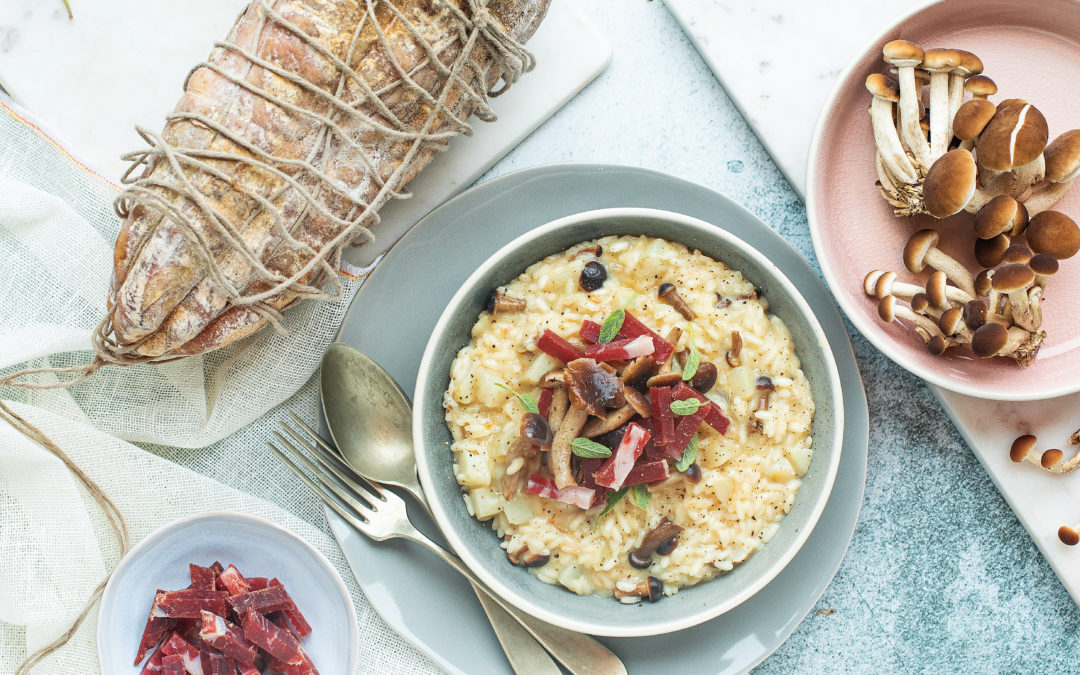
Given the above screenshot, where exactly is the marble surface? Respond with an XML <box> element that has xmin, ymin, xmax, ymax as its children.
<box><xmin>467</xmin><ymin>1</ymin><xmax>1079</xmax><ymax>671</ymax></box>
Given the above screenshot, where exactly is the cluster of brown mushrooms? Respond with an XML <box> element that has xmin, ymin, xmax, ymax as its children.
<box><xmin>1008</xmin><ymin>431</ymin><xmax>1080</xmax><ymax>546</ymax></box>
<box><xmin>866</xmin><ymin>40</ymin><xmax>1080</xmax><ymax>365</ymax></box>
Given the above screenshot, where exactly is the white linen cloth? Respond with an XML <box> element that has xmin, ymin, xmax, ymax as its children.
<box><xmin>0</xmin><ymin>98</ymin><xmax>436</xmax><ymax>672</ymax></box>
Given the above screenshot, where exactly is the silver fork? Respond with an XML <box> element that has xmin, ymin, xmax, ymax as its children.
<box><xmin>268</xmin><ymin>421</ymin><xmax>627</xmax><ymax>675</ymax></box>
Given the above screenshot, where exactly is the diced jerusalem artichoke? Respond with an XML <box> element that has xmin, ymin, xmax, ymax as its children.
<box><xmin>785</xmin><ymin>443</ymin><xmax>813</xmax><ymax>477</ymax></box>
<box><xmin>470</xmin><ymin>488</ymin><xmax>503</xmax><ymax>520</ymax></box>
<box><xmin>522</xmin><ymin>353</ymin><xmax>559</xmax><ymax>385</ymax></box>
<box><xmin>456</xmin><ymin>453</ymin><xmax>491</xmax><ymax>489</ymax></box>
<box><xmin>475</xmin><ymin>367</ymin><xmax>505</xmax><ymax>408</ymax></box>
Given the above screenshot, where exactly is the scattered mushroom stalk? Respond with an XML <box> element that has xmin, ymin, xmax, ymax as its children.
<box><xmin>866</xmin><ymin>73</ymin><xmax>918</xmax><ymax>185</ymax></box>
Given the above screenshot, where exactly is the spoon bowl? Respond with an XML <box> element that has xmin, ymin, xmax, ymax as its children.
<box><xmin>320</xmin><ymin>342</ymin><xmax>424</xmax><ymax>502</ymax></box>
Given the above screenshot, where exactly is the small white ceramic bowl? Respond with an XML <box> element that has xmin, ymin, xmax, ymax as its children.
<box><xmin>413</xmin><ymin>207</ymin><xmax>845</xmax><ymax>637</ymax></box>
<box><xmin>97</xmin><ymin>511</ymin><xmax>359</xmax><ymax>674</ymax></box>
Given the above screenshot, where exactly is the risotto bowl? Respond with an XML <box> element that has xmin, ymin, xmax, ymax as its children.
<box><xmin>413</xmin><ymin>207</ymin><xmax>844</xmax><ymax>636</ymax></box>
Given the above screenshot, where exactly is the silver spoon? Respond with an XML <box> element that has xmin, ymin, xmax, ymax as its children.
<box><xmin>320</xmin><ymin>342</ymin><xmax>625</xmax><ymax>675</ymax></box>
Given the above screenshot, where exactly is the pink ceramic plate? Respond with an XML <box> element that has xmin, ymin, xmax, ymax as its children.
<box><xmin>808</xmin><ymin>0</ymin><xmax>1080</xmax><ymax>401</ymax></box>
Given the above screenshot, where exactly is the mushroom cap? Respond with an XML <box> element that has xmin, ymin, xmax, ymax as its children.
<box><xmin>927</xmin><ymin>334</ymin><xmax>948</xmax><ymax>356</ymax></box>
<box><xmin>883</xmin><ymin>39</ymin><xmax>925</xmax><ymax>66</ymax></box>
<box><xmin>1001</xmin><ymin>243</ymin><xmax>1033</xmax><ymax>265</ymax></box>
<box><xmin>910</xmin><ymin>292</ymin><xmax>930</xmax><ymax>313</ymax></box>
<box><xmin>974</xmin><ymin>269</ymin><xmax>994</xmax><ymax>296</ymax></box>
<box><xmin>1010</xmin><ymin>434</ymin><xmax>1038</xmax><ymax>462</ymax></box>
<box><xmin>863</xmin><ymin>270</ymin><xmax>885</xmax><ymax>296</ymax></box>
<box><xmin>923</xmin><ymin>149</ymin><xmax>978</xmax><ymax>219</ymax></box>
<box><xmin>991</xmin><ymin>262</ymin><xmax>1035</xmax><ymax>292</ymax></box>
<box><xmin>921</xmin><ymin>48</ymin><xmax>960</xmax><ymax>72</ymax></box>
<box><xmin>1044</xmin><ymin>129</ymin><xmax>1080</xmax><ymax>183</ymax></box>
<box><xmin>874</xmin><ymin>270</ymin><xmax>897</xmax><ymax>298</ymax></box>
<box><xmin>953</xmin><ymin>49</ymin><xmax>984</xmax><ymax>76</ymax></box>
<box><xmin>964</xmin><ymin>74</ymin><xmax>997</xmax><ymax>97</ymax></box>
<box><xmin>974</xmin><ymin>194</ymin><xmax>1026</xmax><ymax>239</ymax></box>
<box><xmin>971</xmin><ymin>322</ymin><xmax>1009</xmax><ymax>357</ymax></box>
<box><xmin>1042</xmin><ymin>448</ymin><xmax>1064</xmax><ymax>468</ymax></box>
<box><xmin>1028</xmin><ymin>211</ymin><xmax>1080</xmax><ymax>259</ymax></box>
<box><xmin>963</xmin><ymin>299</ymin><xmax>987</xmax><ymax>329</ymax></box>
<box><xmin>903</xmin><ymin>229</ymin><xmax>942</xmax><ymax>273</ymax></box>
<box><xmin>974</xmin><ymin>234</ymin><xmax>1010</xmax><ymax>268</ymax></box>
<box><xmin>925</xmin><ymin>270</ymin><xmax>950</xmax><ymax>309</ymax></box>
<box><xmin>1059</xmin><ymin>525</ymin><xmax>1080</xmax><ymax>546</ymax></box>
<box><xmin>975</xmin><ymin>103</ymin><xmax>1049</xmax><ymax>171</ymax></box>
<box><xmin>878</xmin><ymin>294</ymin><xmax>897</xmax><ymax>322</ymax></box>
<box><xmin>953</xmin><ymin>99</ymin><xmax>997</xmax><ymax>142</ymax></box>
<box><xmin>865</xmin><ymin>73</ymin><xmax>900</xmax><ymax>102</ymax></box>
<box><xmin>939</xmin><ymin>307</ymin><xmax>965</xmax><ymax>335</ymax></box>
<box><xmin>1029</xmin><ymin>252</ymin><xmax>1059</xmax><ymax>277</ymax></box>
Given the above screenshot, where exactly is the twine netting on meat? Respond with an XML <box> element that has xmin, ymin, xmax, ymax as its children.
<box><xmin>4</xmin><ymin>1</ymin><xmax>537</xmax><ymax>670</ymax></box>
<box><xmin>1</xmin><ymin>0</ymin><xmax>535</xmax><ymax>389</ymax></box>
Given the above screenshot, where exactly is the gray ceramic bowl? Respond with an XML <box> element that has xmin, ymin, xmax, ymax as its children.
<box><xmin>413</xmin><ymin>207</ymin><xmax>843</xmax><ymax>637</ymax></box>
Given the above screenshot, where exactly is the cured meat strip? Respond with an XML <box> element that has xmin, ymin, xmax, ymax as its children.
<box><xmin>161</xmin><ymin>654</ymin><xmax>185</xmax><ymax>675</ymax></box>
<box><xmin>199</xmin><ymin>651</ymin><xmax>232</xmax><ymax>675</ymax></box>
<box><xmin>153</xmin><ymin>590</ymin><xmax>230</xmax><ymax>619</ymax></box>
<box><xmin>218</xmin><ymin>564</ymin><xmax>252</xmax><ymax>596</ymax></box>
<box><xmin>161</xmin><ymin>632</ymin><xmax>204</xmax><ymax>675</ymax></box>
<box><xmin>140</xmin><ymin>646</ymin><xmax>166</xmax><ymax>675</ymax></box>
<box><xmin>268</xmin><ymin>578</ymin><xmax>312</xmax><ymax>637</ymax></box>
<box><xmin>227</xmin><ymin>584</ymin><xmax>292</xmax><ymax>615</ymax></box>
<box><xmin>199</xmin><ymin>611</ymin><xmax>260</xmax><ymax>666</ymax></box>
<box><xmin>112</xmin><ymin>0</ymin><xmax>551</xmax><ymax>358</ymax></box>
<box><xmin>134</xmin><ymin>589</ymin><xmax>169</xmax><ymax>665</ymax></box>
<box><xmin>242</xmin><ymin>609</ymin><xmax>302</xmax><ymax>662</ymax></box>
<box><xmin>188</xmin><ymin>565</ymin><xmax>217</xmax><ymax>592</ymax></box>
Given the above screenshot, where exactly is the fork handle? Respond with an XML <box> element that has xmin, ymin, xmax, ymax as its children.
<box><xmin>402</xmin><ymin>530</ymin><xmax>626</xmax><ymax>675</ymax></box>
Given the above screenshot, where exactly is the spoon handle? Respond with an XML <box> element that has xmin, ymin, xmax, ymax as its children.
<box><xmin>402</xmin><ymin>528</ymin><xmax>627</xmax><ymax>675</ymax></box>
<box><xmin>475</xmin><ymin>589</ymin><xmax>562</xmax><ymax>675</ymax></box>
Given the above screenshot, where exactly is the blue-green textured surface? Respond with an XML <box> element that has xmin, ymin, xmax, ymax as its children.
<box><xmin>470</xmin><ymin>2</ymin><xmax>1078</xmax><ymax>671</ymax></box>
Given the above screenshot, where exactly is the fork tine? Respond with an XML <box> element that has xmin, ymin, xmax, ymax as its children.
<box><xmin>287</xmin><ymin>412</ymin><xmax>344</xmax><ymax>460</ymax></box>
<box><xmin>278</xmin><ymin>422</ymin><xmax>387</xmax><ymax>501</ymax></box>
<box><xmin>271</xmin><ymin>431</ymin><xmax>379</xmax><ymax>517</ymax></box>
<box><xmin>266</xmin><ymin>440</ymin><xmax>373</xmax><ymax>535</ymax></box>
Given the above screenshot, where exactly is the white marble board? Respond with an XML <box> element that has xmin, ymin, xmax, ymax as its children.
<box><xmin>664</xmin><ymin>0</ymin><xmax>1080</xmax><ymax>605</ymax></box>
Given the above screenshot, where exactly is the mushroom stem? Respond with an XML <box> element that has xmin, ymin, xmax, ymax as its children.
<box><xmin>878</xmin><ymin>295</ymin><xmax>943</xmax><ymax>337</ymax></box>
<box><xmin>921</xmin><ymin>49</ymin><xmax>960</xmax><ymax>162</ymax></box>
<box><xmin>1022</xmin><ymin>179</ymin><xmax>1074</xmax><ymax>216</ymax></box>
<box><xmin>867</xmin><ymin>75</ymin><xmax>918</xmax><ymax>184</ymax></box>
<box><xmin>898</xmin><ymin>76</ymin><xmax>931</xmax><ymax>167</ymax></box>
<box><xmin>1027</xmin><ymin>286</ymin><xmax>1043</xmax><ymax>330</ymax></box>
<box><xmin>904</xmin><ymin>230</ymin><xmax>976</xmax><ymax>298</ymax></box>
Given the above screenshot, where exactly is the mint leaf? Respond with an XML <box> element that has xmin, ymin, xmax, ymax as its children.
<box><xmin>682</xmin><ymin>324</ymin><xmax>700</xmax><ymax>381</ymax></box>
<box><xmin>598</xmin><ymin>308</ymin><xmax>625</xmax><ymax>344</ymax></box>
<box><xmin>495</xmin><ymin>383</ymin><xmax>539</xmax><ymax>414</ymax></box>
<box><xmin>670</xmin><ymin>398</ymin><xmax>703</xmax><ymax>416</ymax></box>
<box><xmin>676</xmin><ymin>433</ymin><xmax>698</xmax><ymax>472</ymax></box>
<box><xmin>632</xmin><ymin>484</ymin><xmax>651</xmax><ymax>510</ymax></box>
<box><xmin>594</xmin><ymin>488</ymin><xmax>628</xmax><ymax>530</ymax></box>
<box><xmin>571</xmin><ymin>437</ymin><xmax>613</xmax><ymax>458</ymax></box>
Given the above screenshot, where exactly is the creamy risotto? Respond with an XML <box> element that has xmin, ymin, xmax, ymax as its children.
<box><xmin>443</xmin><ymin>235</ymin><xmax>815</xmax><ymax>602</ymax></box>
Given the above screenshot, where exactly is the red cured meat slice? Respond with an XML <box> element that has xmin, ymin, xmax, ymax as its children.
<box><xmin>218</xmin><ymin>564</ymin><xmax>252</xmax><ymax>596</ymax></box>
<box><xmin>227</xmin><ymin>585</ymin><xmax>291</xmax><ymax>615</ymax></box>
<box><xmin>667</xmin><ymin>407</ymin><xmax>708</xmax><ymax>458</ymax></box>
<box><xmin>536</xmin><ymin>329</ymin><xmax>585</xmax><ymax>364</ymax></box>
<box><xmin>199</xmin><ymin>611</ymin><xmax>259</xmax><ymax>666</ymax></box>
<box><xmin>622</xmin><ymin>459</ymin><xmax>670</xmax><ymax>486</ymax></box>
<box><xmin>579</xmin><ymin>320</ymin><xmax>603</xmax><ymax>344</ymax></box>
<box><xmin>525</xmin><ymin>474</ymin><xmax>596</xmax><ymax>509</ymax></box>
<box><xmin>268</xmin><ymin>579</ymin><xmax>312</xmax><ymax>638</ymax></box>
<box><xmin>577</xmin><ymin>457</ymin><xmax>609</xmax><ymax>507</ymax></box>
<box><xmin>235</xmin><ymin>662</ymin><xmax>261</xmax><ymax>675</ymax></box>
<box><xmin>649</xmin><ymin>387</ymin><xmax>674</xmax><ymax>445</ymax></box>
<box><xmin>161</xmin><ymin>654</ymin><xmax>185</xmax><ymax>675</ymax></box>
<box><xmin>268</xmin><ymin>647</ymin><xmax>321</xmax><ymax>675</ymax></box>
<box><xmin>537</xmin><ymin>388</ymin><xmax>553</xmax><ymax>418</ymax></box>
<box><xmin>161</xmin><ymin>632</ymin><xmax>204</xmax><ymax>675</ymax></box>
<box><xmin>199</xmin><ymin>651</ymin><xmax>232</xmax><ymax>675</ymax></box>
<box><xmin>593</xmin><ymin>422</ymin><xmax>651</xmax><ymax>490</ymax></box>
<box><xmin>153</xmin><ymin>590</ymin><xmax>229</xmax><ymax>618</ymax></box>
<box><xmin>188</xmin><ymin>565</ymin><xmax>216</xmax><ymax>591</ymax></box>
<box><xmin>242</xmin><ymin>610</ymin><xmax>302</xmax><ymax>662</ymax></box>
<box><xmin>671</xmin><ymin>382</ymin><xmax>731</xmax><ymax>434</ymax></box>
<box><xmin>583</xmin><ymin>335</ymin><xmax>654</xmax><ymax>362</ymax></box>
<box><xmin>619</xmin><ymin>312</ymin><xmax>674</xmax><ymax>363</ymax></box>
<box><xmin>135</xmin><ymin>589</ymin><xmax>169</xmax><ymax>665</ymax></box>
<box><xmin>246</xmin><ymin>577</ymin><xmax>269</xmax><ymax>591</ymax></box>
<box><xmin>140</xmin><ymin>645</ymin><xmax>165</xmax><ymax>675</ymax></box>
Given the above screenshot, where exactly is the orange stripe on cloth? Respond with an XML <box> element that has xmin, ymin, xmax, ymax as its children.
<box><xmin>1</xmin><ymin>101</ymin><xmax>120</xmax><ymax>190</ymax></box>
